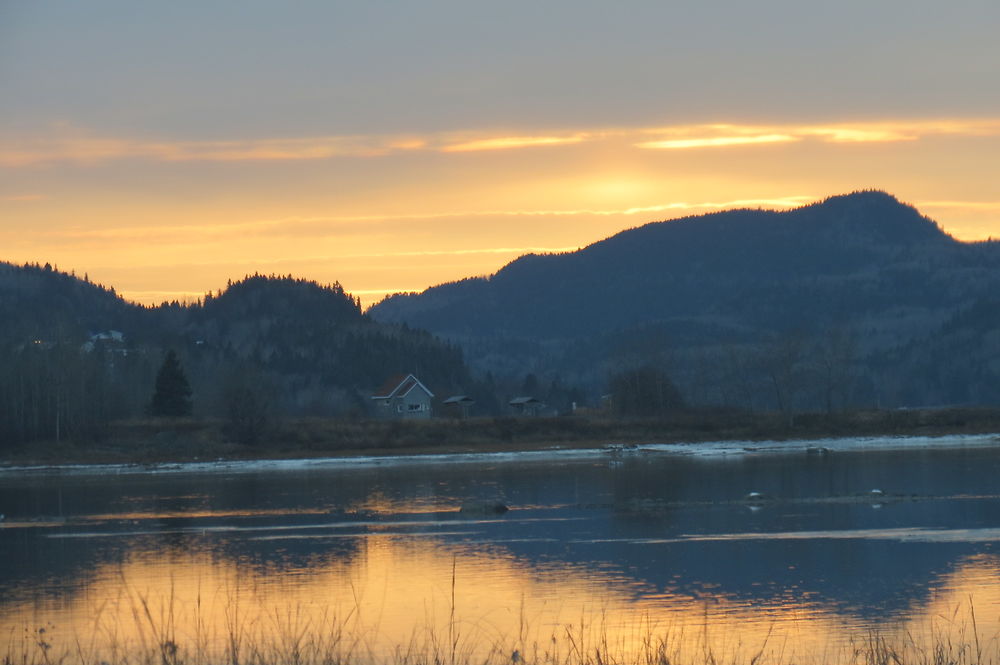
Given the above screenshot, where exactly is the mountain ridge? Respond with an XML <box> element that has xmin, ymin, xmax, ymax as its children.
<box><xmin>370</xmin><ymin>190</ymin><xmax>966</xmax><ymax>339</ymax></box>
<box><xmin>369</xmin><ymin>190</ymin><xmax>1000</xmax><ymax>408</ymax></box>
<box><xmin>3</xmin><ymin>189</ymin><xmax>999</xmax><ymax>422</ymax></box>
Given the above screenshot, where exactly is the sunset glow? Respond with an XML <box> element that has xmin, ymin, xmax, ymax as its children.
<box><xmin>2</xmin><ymin>3</ymin><xmax>998</xmax><ymax>305</ymax></box>
<box><xmin>6</xmin><ymin>9</ymin><xmax>1000</xmax><ymax>665</ymax></box>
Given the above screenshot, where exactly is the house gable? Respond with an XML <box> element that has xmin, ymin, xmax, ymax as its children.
<box><xmin>372</xmin><ymin>373</ymin><xmax>435</xmax><ymax>400</ymax></box>
<box><xmin>371</xmin><ymin>373</ymin><xmax>435</xmax><ymax>419</ymax></box>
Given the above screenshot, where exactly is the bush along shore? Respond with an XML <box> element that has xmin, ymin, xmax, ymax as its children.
<box><xmin>3</xmin><ymin>406</ymin><xmax>1000</xmax><ymax>466</ymax></box>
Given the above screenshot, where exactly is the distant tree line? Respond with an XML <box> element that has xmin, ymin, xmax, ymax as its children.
<box><xmin>0</xmin><ymin>270</ymin><xmax>490</xmax><ymax>448</ymax></box>
<box><xmin>5</xmin><ymin>251</ymin><xmax>1000</xmax><ymax>452</ymax></box>
<box><xmin>0</xmin><ymin>342</ymin><xmax>133</xmax><ymax>444</ymax></box>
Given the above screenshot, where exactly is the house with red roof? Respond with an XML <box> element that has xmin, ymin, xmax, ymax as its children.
<box><xmin>371</xmin><ymin>374</ymin><xmax>434</xmax><ymax>419</ymax></box>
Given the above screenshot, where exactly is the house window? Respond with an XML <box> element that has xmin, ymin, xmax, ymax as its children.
<box><xmin>397</xmin><ymin>405</ymin><xmax>404</xmax><ymax>412</ymax></box>
<box><xmin>408</xmin><ymin>403</ymin><xmax>425</xmax><ymax>412</ymax></box>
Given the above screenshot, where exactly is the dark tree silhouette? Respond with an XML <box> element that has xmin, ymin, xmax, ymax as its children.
<box><xmin>149</xmin><ymin>350</ymin><xmax>193</xmax><ymax>417</ymax></box>
<box><xmin>223</xmin><ymin>365</ymin><xmax>271</xmax><ymax>445</ymax></box>
<box><xmin>609</xmin><ymin>364</ymin><xmax>684</xmax><ymax>417</ymax></box>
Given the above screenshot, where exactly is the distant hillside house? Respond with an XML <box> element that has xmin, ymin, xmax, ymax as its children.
<box><xmin>509</xmin><ymin>396</ymin><xmax>543</xmax><ymax>417</ymax></box>
<box><xmin>82</xmin><ymin>330</ymin><xmax>127</xmax><ymax>354</ymax></box>
<box><xmin>90</xmin><ymin>330</ymin><xmax>124</xmax><ymax>343</ymax></box>
<box><xmin>443</xmin><ymin>395</ymin><xmax>475</xmax><ymax>419</ymax></box>
<box><xmin>372</xmin><ymin>374</ymin><xmax>434</xmax><ymax>419</ymax></box>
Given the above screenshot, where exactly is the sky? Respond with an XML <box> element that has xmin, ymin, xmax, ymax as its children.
<box><xmin>2</xmin><ymin>1</ymin><xmax>1000</xmax><ymax>306</ymax></box>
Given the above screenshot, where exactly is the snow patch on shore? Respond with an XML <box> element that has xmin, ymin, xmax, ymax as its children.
<box><xmin>643</xmin><ymin>433</ymin><xmax>1000</xmax><ymax>458</ymax></box>
<box><xmin>1</xmin><ymin>433</ymin><xmax>998</xmax><ymax>478</ymax></box>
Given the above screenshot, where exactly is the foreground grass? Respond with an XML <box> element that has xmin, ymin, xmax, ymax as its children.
<box><xmin>5</xmin><ymin>567</ymin><xmax>1000</xmax><ymax>665</ymax></box>
<box><xmin>5</xmin><ymin>612</ymin><xmax>1000</xmax><ymax>665</ymax></box>
<box><xmin>4</xmin><ymin>579</ymin><xmax>1000</xmax><ymax>665</ymax></box>
<box><xmin>4</xmin><ymin>406</ymin><xmax>1000</xmax><ymax>466</ymax></box>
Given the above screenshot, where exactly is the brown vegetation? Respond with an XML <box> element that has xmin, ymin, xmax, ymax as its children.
<box><xmin>3</xmin><ymin>587</ymin><xmax>998</xmax><ymax>665</ymax></box>
<box><xmin>3</xmin><ymin>406</ymin><xmax>1000</xmax><ymax>466</ymax></box>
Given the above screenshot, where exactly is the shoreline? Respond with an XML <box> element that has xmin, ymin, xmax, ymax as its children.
<box><xmin>4</xmin><ymin>407</ymin><xmax>1000</xmax><ymax>475</ymax></box>
<box><xmin>3</xmin><ymin>431</ymin><xmax>999</xmax><ymax>478</ymax></box>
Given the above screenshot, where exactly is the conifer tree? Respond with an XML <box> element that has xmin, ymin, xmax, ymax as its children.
<box><xmin>149</xmin><ymin>349</ymin><xmax>193</xmax><ymax>416</ymax></box>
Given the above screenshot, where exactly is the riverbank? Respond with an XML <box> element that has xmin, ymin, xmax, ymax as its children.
<box><xmin>3</xmin><ymin>405</ymin><xmax>1000</xmax><ymax>468</ymax></box>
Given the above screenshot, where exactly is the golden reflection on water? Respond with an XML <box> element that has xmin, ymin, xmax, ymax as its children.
<box><xmin>6</xmin><ymin>533</ymin><xmax>1000</xmax><ymax>664</ymax></box>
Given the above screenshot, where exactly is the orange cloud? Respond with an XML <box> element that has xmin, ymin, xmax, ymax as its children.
<box><xmin>440</xmin><ymin>134</ymin><xmax>590</xmax><ymax>152</ymax></box>
<box><xmin>800</xmin><ymin>127</ymin><xmax>918</xmax><ymax>143</ymax></box>
<box><xmin>387</xmin><ymin>138</ymin><xmax>428</xmax><ymax>150</ymax></box>
<box><xmin>636</xmin><ymin>134</ymin><xmax>798</xmax><ymax>149</ymax></box>
<box><xmin>44</xmin><ymin>197</ymin><xmax>817</xmax><ymax>245</ymax></box>
<box><xmin>79</xmin><ymin>247</ymin><xmax>587</xmax><ymax>272</ymax></box>
<box><xmin>916</xmin><ymin>200</ymin><xmax>1000</xmax><ymax>212</ymax></box>
<box><xmin>4</xmin><ymin>118</ymin><xmax>1000</xmax><ymax>166</ymax></box>
<box><xmin>0</xmin><ymin>134</ymin><xmax>402</xmax><ymax>166</ymax></box>
<box><xmin>0</xmin><ymin>127</ymin><xmax>596</xmax><ymax>166</ymax></box>
<box><xmin>637</xmin><ymin>119</ymin><xmax>1000</xmax><ymax>151</ymax></box>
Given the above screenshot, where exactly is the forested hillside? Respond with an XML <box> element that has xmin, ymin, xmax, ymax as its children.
<box><xmin>5</xmin><ymin>190</ymin><xmax>1000</xmax><ymax>449</ymax></box>
<box><xmin>0</xmin><ymin>269</ymin><xmax>478</xmax><ymax>446</ymax></box>
<box><xmin>0</xmin><ymin>262</ymin><xmax>142</xmax><ymax>344</ymax></box>
<box><xmin>372</xmin><ymin>191</ymin><xmax>1000</xmax><ymax>410</ymax></box>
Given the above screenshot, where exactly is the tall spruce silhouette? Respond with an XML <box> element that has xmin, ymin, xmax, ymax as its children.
<box><xmin>149</xmin><ymin>350</ymin><xmax>193</xmax><ymax>416</ymax></box>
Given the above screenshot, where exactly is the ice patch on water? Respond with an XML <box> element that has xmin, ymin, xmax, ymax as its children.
<box><xmin>247</xmin><ymin>530</ymin><xmax>475</xmax><ymax>542</ymax></box>
<box><xmin>572</xmin><ymin>526</ymin><xmax>1000</xmax><ymax>545</ymax></box>
<box><xmin>0</xmin><ymin>448</ymin><xmax>601</xmax><ymax>477</ymax></box>
<box><xmin>2</xmin><ymin>433</ymin><xmax>998</xmax><ymax>478</ymax></box>
<box><xmin>41</xmin><ymin>515</ymin><xmax>586</xmax><ymax>539</ymax></box>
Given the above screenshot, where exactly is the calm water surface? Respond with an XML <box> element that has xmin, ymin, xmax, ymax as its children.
<box><xmin>4</xmin><ymin>442</ymin><xmax>1000</xmax><ymax>663</ymax></box>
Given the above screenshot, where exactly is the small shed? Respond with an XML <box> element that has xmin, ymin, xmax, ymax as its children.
<box><xmin>443</xmin><ymin>395</ymin><xmax>475</xmax><ymax>419</ymax></box>
<box><xmin>372</xmin><ymin>374</ymin><xmax>434</xmax><ymax>420</ymax></box>
<box><xmin>509</xmin><ymin>396</ymin><xmax>543</xmax><ymax>417</ymax></box>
